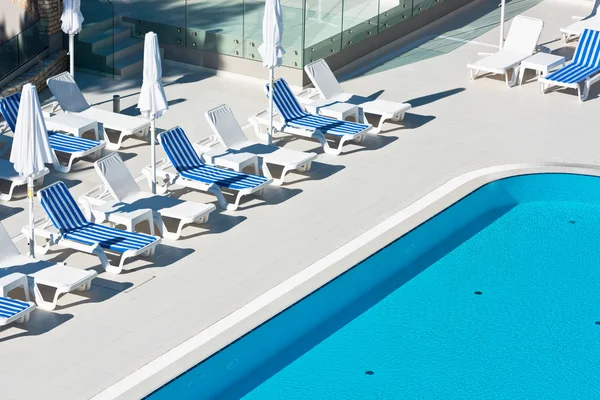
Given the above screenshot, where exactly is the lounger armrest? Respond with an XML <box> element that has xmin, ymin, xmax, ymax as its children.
<box><xmin>536</xmin><ymin>45</ymin><xmax>551</xmax><ymax>54</ymax></box>
<box><xmin>0</xmin><ymin>121</ymin><xmax>9</xmax><ymax>135</ymax></box>
<box><xmin>40</xmin><ymin>100</ymin><xmax>60</xmax><ymax>117</ymax></box>
<box><xmin>296</xmin><ymin>88</ymin><xmax>322</xmax><ymax>103</ymax></box>
<box><xmin>79</xmin><ymin>186</ymin><xmax>111</xmax><ymax>203</ymax></box>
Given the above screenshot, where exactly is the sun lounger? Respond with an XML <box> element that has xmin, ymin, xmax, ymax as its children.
<box><xmin>0</xmin><ymin>221</ymin><xmax>96</xmax><ymax>310</ymax></box>
<box><xmin>467</xmin><ymin>16</ymin><xmax>544</xmax><ymax>87</ymax></box>
<box><xmin>561</xmin><ymin>15</ymin><xmax>600</xmax><ymax>43</ymax></box>
<box><xmin>260</xmin><ymin>78</ymin><xmax>371</xmax><ymax>155</ymax></box>
<box><xmin>0</xmin><ymin>290</ymin><xmax>35</xmax><ymax>326</ymax></box>
<box><xmin>304</xmin><ymin>59</ymin><xmax>412</xmax><ymax>133</ymax></box>
<box><xmin>31</xmin><ymin>181</ymin><xmax>161</xmax><ymax>274</ymax></box>
<box><xmin>79</xmin><ymin>153</ymin><xmax>215</xmax><ymax>240</ymax></box>
<box><xmin>0</xmin><ymin>92</ymin><xmax>105</xmax><ymax>173</ymax></box>
<box><xmin>539</xmin><ymin>28</ymin><xmax>600</xmax><ymax>101</ymax></box>
<box><xmin>0</xmin><ymin>159</ymin><xmax>48</xmax><ymax>202</ymax></box>
<box><xmin>47</xmin><ymin>72</ymin><xmax>150</xmax><ymax>150</ymax></box>
<box><xmin>153</xmin><ymin>127</ymin><xmax>271</xmax><ymax>211</ymax></box>
<box><xmin>203</xmin><ymin>104</ymin><xmax>317</xmax><ymax>186</ymax></box>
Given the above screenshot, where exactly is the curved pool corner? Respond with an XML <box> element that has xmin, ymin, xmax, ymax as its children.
<box><xmin>92</xmin><ymin>162</ymin><xmax>600</xmax><ymax>400</ymax></box>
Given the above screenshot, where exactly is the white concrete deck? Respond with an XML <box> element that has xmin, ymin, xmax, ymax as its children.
<box><xmin>2</xmin><ymin>0</ymin><xmax>600</xmax><ymax>398</ymax></box>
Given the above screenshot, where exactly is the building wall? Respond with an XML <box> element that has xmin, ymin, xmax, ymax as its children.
<box><xmin>11</xmin><ymin>0</ymin><xmax>62</xmax><ymax>35</ymax></box>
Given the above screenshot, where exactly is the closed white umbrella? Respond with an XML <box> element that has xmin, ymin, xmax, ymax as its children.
<box><xmin>258</xmin><ymin>0</ymin><xmax>285</xmax><ymax>145</ymax></box>
<box><xmin>61</xmin><ymin>0</ymin><xmax>84</xmax><ymax>78</ymax></box>
<box><xmin>137</xmin><ymin>32</ymin><xmax>168</xmax><ymax>194</ymax></box>
<box><xmin>9</xmin><ymin>84</ymin><xmax>54</xmax><ymax>257</ymax></box>
<box><xmin>499</xmin><ymin>0</ymin><xmax>506</xmax><ymax>49</ymax></box>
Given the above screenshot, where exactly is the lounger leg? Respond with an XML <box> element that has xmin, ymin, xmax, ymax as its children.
<box><xmin>0</xmin><ymin>181</ymin><xmax>17</xmax><ymax>202</ymax></box>
<box><xmin>33</xmin><ymin>282</ymin><xmax>64</xmax><ymax>311</ymax></box>
<box><xmin>208</xmin><ymin>186</ymin><xmax>231</xmax><ymax>210</ymax></box>
<box><xmin>469</xmin><ymin>68</ymin><xmax>479</xmax><ymax>81</ymax></box>
<box><xmin>369</xmin><ymin>117</ymin><xmax>387</xmax><ymax>134</ymax></box>
<box><xmin>229</xmin><ymin>193</ymin><xmax>245</xmax><ymax>211</ymax></box>
<box><xmin>52</xmin><ymin>154</ymin><xmax>75</xmax><ymax>174</ymax></box>
<box><xmin>506</xmin><ymin>68</ymin><xmax>518</xmax><ymax>88</ymax></box>
<box><xmin>94</xmin><ymin>246</ymin><xmax>121</xmax><ymax>274</ymax></box>
<box><xmin>580</xmin><ymin>81</ymin><xmax>590</xmax><ymax>102</ymax></box>
<box><xmin>391</xmin><ymin>112</ymin><xmax>405</xmax><ymax>122</ymax></box>
<box><xmin>263</xmin><ymin>163</ymin><xmax>292</xmax><ymax>186</ymax></box>
<box><xmin>297</xmin><ymin>161</ymin><xmax>312</xmax><ymax>172</ymax></box>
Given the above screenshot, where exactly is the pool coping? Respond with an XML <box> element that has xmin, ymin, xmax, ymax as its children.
<box><xmin>91</xmin><ymin>162</ymin><xmax>600</xmax><ymax>400</ymax></box>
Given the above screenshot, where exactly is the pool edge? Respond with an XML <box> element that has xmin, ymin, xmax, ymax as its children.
<box><xmin>90</xmin><ymin>162</ymin><xmax>600</xmax><ymax>400</ymax></box>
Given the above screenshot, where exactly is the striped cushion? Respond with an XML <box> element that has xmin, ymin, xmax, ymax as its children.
<box><xmin>269</xmin><ymin>78</ymin><xmax>369</xmax><ymax>136</ymax></box>
<box><xmin>39</xmin><ymin>182</ymin><xmax>156</xmax><ymax>252</ymax></box>
<box><xmin>161</xmin><ymin>127</ymin><xmax>268</xmax><ymax>191</ymax></box>
<box><xmin>40</xmin><ymin>181</ymin><xmax>89</xmax><ymax>232</ymax></box>
<box><xmin>0</xmin><ymin>296</ymin><xmax>30</xmax><ymax>320</ymax></box>
<box><xmin>0</xmin><ymin>92</ymin><xmax>20</xmax><ymax>132</ymax></box>
<box><xmin>48</xmin><ymin>131</ymin><xmax>102</xmax><ymax>153</ymax></box>
<box><xmin>1</xmin><ymin>92</ymin><xmax>102</xmax><ymax>154</ymax></box>
<box><xmin>546</xmin><ymin>29</ymin><xmax>600</xmax><ymax>84</ymax></box>
<box><xmin>64</xmin><ymin>224</ymin><xmax>156</xmax><ymax>253</ymax></box>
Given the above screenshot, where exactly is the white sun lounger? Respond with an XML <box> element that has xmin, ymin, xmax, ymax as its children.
<box><xmin>79</xmin><ymin>153</ymin><xmax>216</xmax><ymax>240</ymax></box>
<box><xmin>467</xmin><ymin>16</ymin><xmax>544</xmax><ymax>87</ymax></box>
<box><xmin>539</xmin><ymin>28</ymin><xmax>600</xmax><ymax>102</ymax></box>
<box><xmin>254</xmin><ymin>78</ymin><xmax>371</xmax><ymax>156</ymax></box>
<box><xmin>152</xmin><ymin>127</ymin><xmax>272</xmax><ymax>211</ymax></box>
<box><xmin>561</xmin><ymin>15</ymin><xmax>600</xmax><ymax>43</ymax></box>
<box><xmin>0</xmin><ymin>92</ymin><xmax>106</xmax><ymax>173</ymax></box>
<box><xmin>30</xmin><ymin>181</ymin><xmax>161</xmax><ymax>274</ymax></box>
<box><xmin>0</xmin><ymin>221</ymin><xmax>97</xmax><ymax>310</ymax></box>
<box><xmin>0</xmin><ymin>286</ymin><xmax>35</xmax><ymax>326</ymax></box>
<box><xmin>203</xmin><ymin>104</ymin><xmax>317</xmax><ymax>186</ymax></box>
<box><xmin>0</xmin><ymin>159</ymin><xmax>48</xmax><ymax>202</ymax></box>
<box><xmin>47</xmin><ymin>72</ymin><xmax>150</xmax><ymax>150</ymax></box>
<box><xmin>304</xmin><ymin>59</ymin><xmax>412</xmax><ymax>133</ymax></box>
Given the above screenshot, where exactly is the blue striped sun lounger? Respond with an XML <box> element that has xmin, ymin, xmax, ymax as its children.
<box><xmin>266</xmin><ymin>78</ymin><xmax>371</xmax><ymax>155</ymax></box>
<box><xmin>38</xmin><ymin>182</ymin><xmax>160</xmax><ymax>274</ymax></box>
<box><xmin>539</xmin><ymin>29</ymin><xmax>600</xmax><ymax>101</ymax></box>
<box><xmin>157</xmin><ymin>126</ymin><xmax>272</xmax><ymax>210</ymax></box>
<box><xmin>0</xmin><ymin>295</ymin><xmax>35</xmax><ymax>326</ymax></box>
<box><xmin>0</xmin><ymin>93</ymin><xmax>105</xmax><ymax>173</ymax></box>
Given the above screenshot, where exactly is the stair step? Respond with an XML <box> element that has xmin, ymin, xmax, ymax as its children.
<box><xmin>80</xmin><ymin>24</ymin><xmax>132</xmax><ymax>52</ymax></box>
<box><xmin>78</xmin><ymin>17</ymin><xmax>120</xmax><ymax>40</ymax></box>
<box><xmin>113</xmin><ymin>52</ymin><xmax>144</xmax><ymax>77</ymax></box>
<box><xmin>96</xmin><ymin>37</ymin><xmax>144</xmax><ymax>65</ymax></box>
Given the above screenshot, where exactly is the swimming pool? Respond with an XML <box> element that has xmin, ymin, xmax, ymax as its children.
<box><xmin>147</xmin><ymin>173</ymin><xmax>600</xmax><ymax>399</ymax></box>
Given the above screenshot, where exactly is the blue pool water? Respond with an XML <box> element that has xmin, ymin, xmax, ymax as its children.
<box><xmin>149</xmin><ymin>173</ymin><xmax>600</xmax><ymax>399</ymax></box>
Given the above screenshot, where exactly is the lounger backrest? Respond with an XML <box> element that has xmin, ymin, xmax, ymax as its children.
<box><xmin>304</xmin><ymin>59</ymin><xmax>345</xmax><ymax>99</ymax></box>
<box><xmin>0</xmin><ymin>92</ymin><xmax>21</xmax><ymax>132</ymax></box>
<box><xmin>503</xmin><ymin>16</ymin><xmax>544</xmax><ymax>55</ymax></box>
<box><xmin>267</xmin><ymin>78</ymin><xmax>307</xmax><ymax>122</ymax></box>
<box><xmin>94</xmin><ymin>153</ymin><xmax>141</xmax><ymax>201</ymax></box>
<box><xmin>46</xmin><ymin>72</ymin><xmax>90</xmax><ymax>113</ymax></box>
<box><xmin>39</xmin><ymin>182</ymin><xmax>89</xmax><ymax>233</ymax></box>
<box><xmin>159</xmin><ymin>126</ymin><xmax>204</xmax><ymax>173</ymax></box>
<box><xmin>572</xmin><ymin>29</ymin><xmax>600</xmax><ymax>67</ymax></box>
<box><xmin>0</xmin><ymin>222</ymin><xmax>21</xmax><ymax>264</ymax></box>
<box><xmin>205</xmin><ymin>104</ymin><xmax>248</xmax><ymax>149</ymax></box>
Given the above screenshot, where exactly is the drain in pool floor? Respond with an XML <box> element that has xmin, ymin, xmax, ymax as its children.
<box><xmin>365</xmin><ymin>371</ymin><xmax>374</xmax><ymax>375</ymax></box>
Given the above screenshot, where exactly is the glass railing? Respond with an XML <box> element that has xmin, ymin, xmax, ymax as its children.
<box><xmin>0</xmin><ymin>19</ymin><xmax>49</xmax><ymax>82</ymax></box>
<box><xmin>75</xmin><ymin>0</ymin><xmax>445</xmax><ymax>73</ymax></box>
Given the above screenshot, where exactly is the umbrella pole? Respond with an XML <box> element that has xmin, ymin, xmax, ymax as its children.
<box><xmin>499</xmin><ymin>0</ymin><xmax>505</xmax><ymax>49</ymax></box>
<box><xmin>69</xmin><ymin>34</ymin><xmax>75</xmax><ymax>78</ymax></box>
<box><xmin>268</xmin><ymin>68</ymin><xmax>274</xmax><ymax>146</ymax></box>
<box><xmin>151</xmin><ymin>118</ymin><xmax>156</xmax><ymax>194</ymax></box>
<box><xmin>27</xmin><ymin>176</ymin><xmax>35</xmax><ymax>258</ymax></box>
